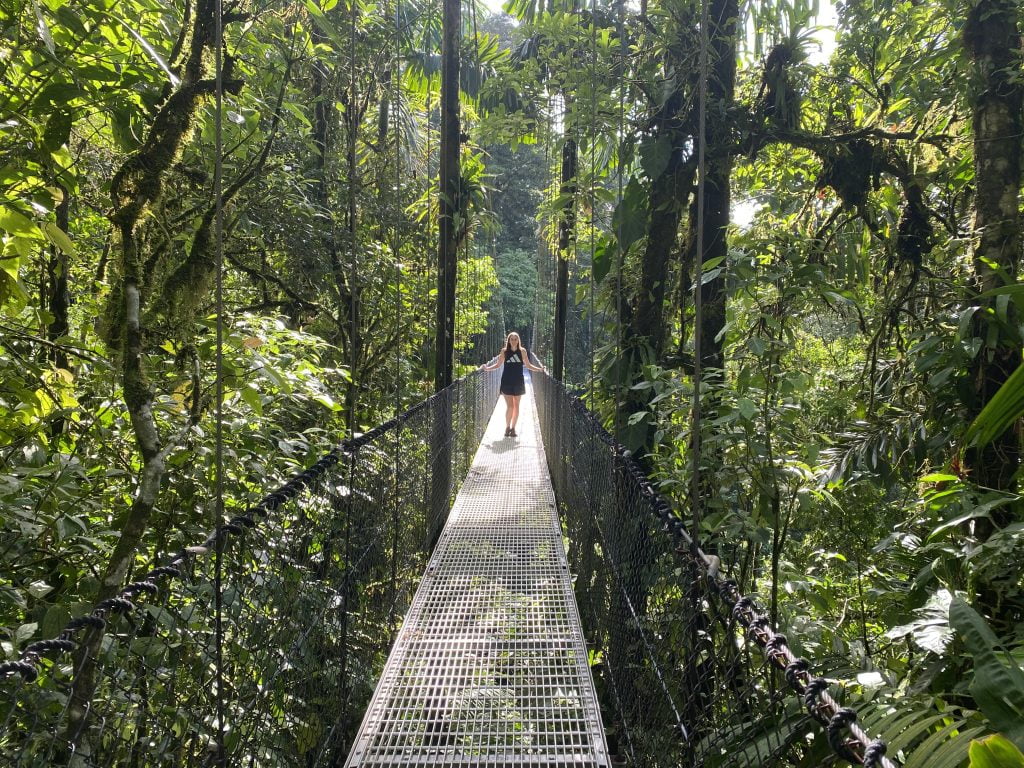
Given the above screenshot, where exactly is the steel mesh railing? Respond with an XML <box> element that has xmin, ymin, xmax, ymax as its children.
<box><xmin>532</xmin><ymin>373</ymin><xmax>893</xmax><ymax>768</ymax></box>
<box><xmin>343</xmin><ymin>379</ymin><xmax>609</xmax><ymax>766</ymax></box>
<box><xmin>1</xmin><ymin>370</ymin><xmax>500</xmax><ymax>767</ymax></box>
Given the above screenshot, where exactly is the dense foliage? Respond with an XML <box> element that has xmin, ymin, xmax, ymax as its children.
<box><xmin>498</xmin><ymin>0</ymin><xmax>1024</xmax><ymax>762</ymax></box>
<box><xmin>1</xmin><ymin>0</ymin><xmax>1023</xmax><ymax>764</ymax></box>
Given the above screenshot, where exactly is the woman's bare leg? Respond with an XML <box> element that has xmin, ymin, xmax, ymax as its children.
<box><xmin>510</xmin><ymin>395</ymin><xmax>522</xmax><ymax>430</ymax></box>
<box><xmin>503</xmin><ymin>394</ymin><xmax>514</xmax><ymax>430</ymax></box>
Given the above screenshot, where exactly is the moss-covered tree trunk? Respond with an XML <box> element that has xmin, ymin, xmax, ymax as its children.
<box><xmin>67</xmin><ymin>0</ymin><xmax>238</xmax><ymax>749</ymax></box>
<box><xmin>634</xmin><ymin>139</ymin><xmax>691</xmax><ymax>362</ymax></box>
<box><xmin>963</xmin><ymin>0</ymin><xmax>1022</xmax><ymax>499</ymax></box>
<box><xmin>962</xmin><ymin>0</ymin><xmax>1022</xmax><ymax>623</ymax></box>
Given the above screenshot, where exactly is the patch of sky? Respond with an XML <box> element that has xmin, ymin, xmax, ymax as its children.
<box><xmin>735</xmin><ymin>0</ymin><xmax>837</xmax><ymax>228</ymax></box>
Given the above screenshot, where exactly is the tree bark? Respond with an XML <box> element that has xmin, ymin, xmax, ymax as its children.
<box><xmin>552</xmin><ymin>135</ymin><xmax>577</xmax><ymax>381</ymax></box>
<box><xmin>635</xmin><ymin>143</ymin><xmax>694</xmax><ymax>360</ymax></box>
<box><xmin>963</xmin><ymin>0</ymin><xmax>1022</xmax><ymax>500</ymax></box>
<box><xmin>431</xmin><ymin>0</ymin><xmax>461</xmax><ymax>544</ymax></box>
<box><xmin>309</xmin><ymin>12</ymin><xmax>361</xmax><ymax>432</ymax></box>
<box><xmin>67</xmin><ymin>0</ymin><xmax>235</xmax><ymax>749</ymax></box>
<box><xmin>47</xmin><ymin>186</ymin><xmax>70</xmax><ymax>371</ymax></box>
<box><xmin>434</xmin><ymin>0</ymin><xmax>460</xmax><ymax>391</ymax></box>
<box><xmin>692</xmin><ymin>0</ymin><xmax>737</xmax><ymax>373</ymax></box>
<box><xmin>343</xmin><ymin>18</ymin><xmax>362</xmax><ymax>434</ymax></box>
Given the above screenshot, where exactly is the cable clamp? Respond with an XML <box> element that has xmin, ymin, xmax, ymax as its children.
<box><xmin>784</xmin><ymin>657</ymin><xmax>810</xmax><ymax>691</ymax></box>
<box><xmin>863</xmin><ymin>738</ymin><xmax>888</xmax><ymax>768</ymax></box>
<box><xmin>827</xmin><ymin>707</ymin><xmax>861</xmax><ymax>763</ymax></box>
<box><xmin>803</xmin><ymin>677</ymin><xmax>831</xmax><ymax>724</ymax></box>
<box><xmin>0</xmin><ymin>660</ymin><xmax>39</xmax><ymax>682</ymax></box>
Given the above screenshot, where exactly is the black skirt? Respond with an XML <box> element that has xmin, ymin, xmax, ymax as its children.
<box><xmin>500</xmin><ymin>379</ymin><xmax>526</xmax><ymax>396</ymax></box>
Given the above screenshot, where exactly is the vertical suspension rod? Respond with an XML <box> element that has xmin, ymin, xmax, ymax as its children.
<box><xmin>212</xmin><ymin>0</ymin><xmax>226</xmax><ymax>762</ymax></box>
<box><xmin>690</xmin><ymin>0</ymin><xmax>709</xmax><ymax>543</ymax></box>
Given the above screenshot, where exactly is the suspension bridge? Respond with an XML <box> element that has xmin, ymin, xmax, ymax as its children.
<box><xmin>0</xmin><ymin>368</ymin><xmax>893</xmax><ymax>767</ymax></box>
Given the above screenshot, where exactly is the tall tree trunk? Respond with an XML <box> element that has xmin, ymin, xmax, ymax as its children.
<box><xmin>310</xmin><ymin>11</ymin><xmax>360</xmax><ymax>434</ymax></box>
<box><xmin>693</xmin><ymin>0</ymin><xmax>737</xmax><ymax>373</ymax></box>
<box><xmin>46</xmin><ymin>186</ymin><xmax>71</xmax><ymax>440</ymax></box>
<box><xmin>434</xmin><ymin>0</ymin><xmax>460</xmax><ymax>391</ymax></box>
<box><xmin>634</xmin><ymin>144</ymin><xmax>690</xmax><ymax>362</ymax></box>
<box><xmin>962</xmin><ymin>0</ymin><xmax>1022</xmax><ymax>625</ymax></box>
<box><xmin>67</xmin><ymin>0</ymin><xmax>234</xmax><ymax>749</ymax></box>
<box><xmin>344</xmin><ymin>51</ymin><xmax>361</xmax><ymax>434</ymax></box>
<box><xmin>623</xmin><ymin>136</ymin><xmax>694</xmax><ymax>463</ymax></box>
<box><xmin>552</xmin><ymin>134</ymin><xmax>577</xmax><ymax>381</ymax></box>
<box><xmin>47</xmin><ymin>186</ymin><xmax>70</xmax><ymax>371</ymax></box>
<box><xmin>963</xmin><ymin>0</ymin><xmax>1022</xmax><ymax>501</ymax></box>
<box><xmin>430</xmin><ymin>0</ymin><xmax>460</xmax><ymax>544</ymax></box>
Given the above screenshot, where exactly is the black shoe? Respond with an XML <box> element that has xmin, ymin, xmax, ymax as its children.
<box><xmin>510</xmin><ymin>428</ymin><xmax>517</xmax><ymax>438</ymax></box>
<box><xmin>504</xmin><ymin>427</ymin><xmax>511</xmax><ymax>436</ymax></box>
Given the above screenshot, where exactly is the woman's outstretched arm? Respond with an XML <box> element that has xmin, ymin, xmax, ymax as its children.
<box><xmin>522</xmin><ymin>348</ymin><xmax>546</xmax><ymax>373</ymax></box>
<box><xmin>480</xmin><ymin>353</ymin><xmax>503</xmax><ymax>371</ymax></box>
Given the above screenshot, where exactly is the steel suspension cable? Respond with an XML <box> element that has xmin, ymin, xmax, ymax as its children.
<box><xmin>391</xmin><ymin>0</ymin><xmax>404</xmax><ymax>636</ymax></box>
<box><xmin>613</xmin><ymin>0</ymin><xmax>625</xmax><ymax>445</ymax></box>
<box><xmin>212</xmin><ymin>0</ymin><xmax>226</xmax><ymax>762</ymax></box>
<box><xmin>425</xmin><ymin>0</ymin><xmax>434</xmax><ymax>350</ymax></box>
<box><xmin>691</xmin><ymin>0</ymin><xmax>708</xmax><ymax>550</ymax></box>
<box><xmin>348</xmin><ymin>0</ymin><xmax>359</xmax><ymax>437</ymax></box>
<box><xmin>587</xmin><ymin>0</ymin><xmax>597</xmax><ymax>405</ymax></box>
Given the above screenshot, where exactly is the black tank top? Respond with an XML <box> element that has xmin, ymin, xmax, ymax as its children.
<box><xmin>501</xmin><ymin>347</ymin><xmax>525</xmax><ymax>388</ymax></box>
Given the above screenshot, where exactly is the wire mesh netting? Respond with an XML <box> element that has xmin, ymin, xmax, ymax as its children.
<box><xmin>344</xmin><ymin>375</ymin><xmax>609</xmax><ymax>767</ymax></box>
<box><xmin>1</xmin><ymin>371</ymin><xmax>499</xmax><ymax>768</ymax></box>
<box><xmin>532</xmin><ymin>373</ymin><xmax>888</xmax><ymax>768</ymax></box>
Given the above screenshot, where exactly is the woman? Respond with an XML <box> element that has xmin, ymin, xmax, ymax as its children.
<box><xmin>480</xmin><ymin>332</ymin><xmax>546</xmax><ymax>437</ymax></box>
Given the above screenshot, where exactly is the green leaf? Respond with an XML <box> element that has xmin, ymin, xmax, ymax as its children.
<box><xmin>115</xmin><ymin>18</ymin><xmax>180</xmax><ymax>86</ymax></box>
<box><xmin>111</xmin><ymin>104</ymin><xmax>142</xmax><ymax>151</ymax></box>
<box><xmin>969</xmin><ymin>735</ymin><xmax>1024</xmax><ymax>768</ymax></box>
<box><xmin>885</xmin><ymin>588</ymin><xmax>954</xmax><ymax>654</ymax></box>
<box><xmin>976</xmin><ymin>284</ymin><xmax>1024</xmax><ymax>307</ymax></box>
<box><xmin>31</xmin><ymin>0</ymin><xmax>55</xmax><ymax>56</ymax></box>
<box><xmin>963</xmin><ymin>362</ymin><xmax>1024</xmax><ymax>450</ymax></box>
<box><xmin>611</xmin><ymin>178</ymin><xmax>648</xmax><ymax>255</ymax></box>
<box><xmin>240</xmin><ymin>385</ymin><xmax>263</xmax><ymax>416</ymax></box>
<box><xmin>0</xmin><ymin>207</ymin><xmax>36</xmax><ymax>236</ymax></box>
<box><xmin>593</xmin><ymin>239</ymin><xmax>611</xmax><ymax>284</ymax></box>
<box><xmin>627</xmin><ymin>410</ymin><xmax>648</xmax><ymax>426</ymax></box>
<box><xmin>949</xmin><ymin>597</ymin><xmax>1024</xmax><ymax>750</ymax></box>
<box><xmin>16</xmin><ymin>623</ymin><xmax>38</xmax><ymax>643</ymax></box>
<box><xmin>957</xmin><ymin>305</ymin><xmax>981</xmax><ymax>341</ymax></box>
<box><xmin>639</xmin><ymin>134</ymin><xmax>672</xmax><ymax>179</ymax></box>
<box><xmin>42</xmin><ymin>110</ymin><xmax>73</xmax><ymax>151</ymax></box>
<box><xmin>42</xmin><ymin>222</ymin><xmax>76</xmax><ymax>255</ymax></box>
<box><xmin>737</xmin><ymin>397</ymin><xmax>757</xmax><ymax>420</ymax></box>
<box><xmin>33</xmin><ymin>82</ymin><xmax>87</xmax><ymax>113</ymax></box>
<box><xmin>27</xmin><ymin>580</ymin><xmax>53</xmax><ymax>598</ymax></box>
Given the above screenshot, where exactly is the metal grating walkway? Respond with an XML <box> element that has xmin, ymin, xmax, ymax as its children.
<box><xmin>345</xmin><ymin>377</ymin><xmax>610</xmax><ymax>767</ymax></box>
